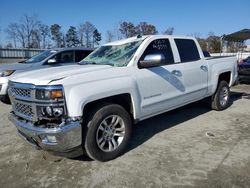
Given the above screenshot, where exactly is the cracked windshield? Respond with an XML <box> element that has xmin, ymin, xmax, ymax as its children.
<box><xmin>82</xmin><ymin>39</ymin><xmax>143</xmax><ymax>67</ymax></box>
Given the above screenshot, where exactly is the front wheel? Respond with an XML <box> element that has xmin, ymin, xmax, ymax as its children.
<box><xmin>210</xmin><ymin>81</ymin><xmax>230</xmax><ymax>111</ymax></box>
<box><xmin>83</xmin><ymin>104</ymin><xmax>132</xmax><ymax>161</ymax></box>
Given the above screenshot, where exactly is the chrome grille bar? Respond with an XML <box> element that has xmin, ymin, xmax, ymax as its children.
<box><xmin>9</xmin><ymin>82</ymin><xmax>37</xmax><ymax>121</ymax></box>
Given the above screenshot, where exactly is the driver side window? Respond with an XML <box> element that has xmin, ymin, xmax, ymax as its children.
<box><xmin>140</xmin><ymin>39</ymin><xmax>174</xmax><ymax>65</ymax></box>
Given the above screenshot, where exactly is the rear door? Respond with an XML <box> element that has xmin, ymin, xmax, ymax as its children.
<box><xmin>173</xmin><ymin>38</ymin><xmax>208</xmax><ymax>103</ymax></box>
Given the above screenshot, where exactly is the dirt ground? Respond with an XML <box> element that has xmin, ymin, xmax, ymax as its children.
<box><xmin>0</xmin><ymin>84</ymin><xmax>250</xmax><ymax>188</ymax></box>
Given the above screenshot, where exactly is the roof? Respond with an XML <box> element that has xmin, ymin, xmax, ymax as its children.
<box><xmin>46</xmin><ymin>47</ymin><xmax>94</xmax><ymax>51</ymax></box>
<box><xmin>104</xmin><ymin>35</ymin><xmax>196</xmax><ymax>46</ymax></box>
<box><xmin>222</xmin><ymin>29</ymin><xmax>250</xmax><ymax>42</ymax></box>
<box><xmin>105</xmin><ymin>36</ymin><xmax>148</xmax><ymax>46</ymax></box>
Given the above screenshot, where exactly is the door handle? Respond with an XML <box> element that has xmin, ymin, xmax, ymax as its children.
<box><xmin>171</xmin><ymin>70</ymin><xmax>182</xmax><ymax>77</ymax></box>
<box><xmin>200</xmin><ymin>65</ymin><xmax>208</xmax><ymax>71</ymax></box>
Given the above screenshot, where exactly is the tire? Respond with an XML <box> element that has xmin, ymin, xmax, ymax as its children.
<box><xmin>0</xmin><ymin>95</ymin><xmax>11</xmax><ymax>105</ymax></box>
<box><xmin>83</xmin><ymin>104</ymin><xmax>132</xmax><ymax>162</ymax></box>
<box><xmin>210</xmin><ymin>81</ymin><xmax>230</xmax><ymax>111</ymax></box>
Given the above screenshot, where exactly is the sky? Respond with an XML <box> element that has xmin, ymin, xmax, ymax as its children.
<box><xmin>0</xmin><ymin>0</ymin><xmax>250</xmax><ymax>45</ymax></box>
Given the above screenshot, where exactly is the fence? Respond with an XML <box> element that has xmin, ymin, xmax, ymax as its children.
<box><xmin>0</xmin><ymin>48</ymin><xmax>44</xmax><ymax>59</ymax></box>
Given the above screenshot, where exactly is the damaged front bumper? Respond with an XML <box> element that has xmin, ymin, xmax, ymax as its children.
<box><xmin>8</xmin><ymin>112</ymin><xmax>83</xmax><ymax>158</ymax></box>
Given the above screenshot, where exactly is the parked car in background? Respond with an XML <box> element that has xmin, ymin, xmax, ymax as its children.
<box><xmin>238</xmin><ymin>56</ymin><xmax>250</xmax><ymax>83</ymax></box>
<box><xmin>8</xmin><ymin>35</ymin><xmax>238</xmax><ymax>161</ymax></box>
<box><xmin>0</xmin><ymin>48</ymin><xmax>93</xmax><ymax>104</ymax></box>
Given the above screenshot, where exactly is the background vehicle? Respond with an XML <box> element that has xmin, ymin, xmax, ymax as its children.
<box><xmin>8</xmin><ymin>35</ymin><xmax>238</xmax><ymax>161</ymax></box>
<box><xmin>0</xmin><ymin>48</ymin><xmax>93</xmax><ymax>104</ymax></box>
<box><xmin>238</xmin><ymin>56</ymin><xmax>250</xmax><ymax>83</ymax></box>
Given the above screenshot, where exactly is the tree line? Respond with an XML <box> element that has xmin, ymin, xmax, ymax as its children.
<box><xmin>2</xmin><ymin>14</ymin><xmax>228</xmax><ymax>53</ymax></box>
<box><xmin>2</xmin><ymin>15</ymin><xmax>176</xmax><ymax>49</ymax></box>
<box><xmin>4</xmin><ymin>15</ymin><xmax>102</xmax><ymax>49</ymax></box>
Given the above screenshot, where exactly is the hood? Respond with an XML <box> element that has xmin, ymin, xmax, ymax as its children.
<box><xmin>0</xmin><ymin>62</ymin><xmax>33</xmax><ymax>71</ymax></box>
<box><xmin>10</xmin><ymin>64</ymin><xmax>112</xmax><ymax>85</ymax></box>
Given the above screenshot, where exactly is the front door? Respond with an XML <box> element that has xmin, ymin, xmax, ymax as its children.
<box><xmin>135</xmin><ymin>38</ymin><xmax>186</xmax><ymax>118</ymax></box>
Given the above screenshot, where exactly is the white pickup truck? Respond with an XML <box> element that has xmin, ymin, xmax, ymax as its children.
<box><xmin>8</xmin><ymin>35</ymin><xmax>238</xmax><ymax>161</ymax></box>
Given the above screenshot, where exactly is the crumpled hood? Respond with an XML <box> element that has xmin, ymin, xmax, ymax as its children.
<box><xmin>10</xmin><ymin>64</ymin><xmax>112</xmax><ymax>85</ymax></box>
<box><xmin>0</xmin><ymin>62</ymin><xmax>33</xmax><ymax>71</ymax></box>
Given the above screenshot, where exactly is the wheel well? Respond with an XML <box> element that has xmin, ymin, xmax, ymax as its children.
<box><xmin>83</xmin><ymin>93</ymin><xmax>133</xmax><ymax>118</ymax></box>
<box><xmin>218</xmin><ymin>72</ymin><xmax>231</xmax><ymax>84</ymax></box>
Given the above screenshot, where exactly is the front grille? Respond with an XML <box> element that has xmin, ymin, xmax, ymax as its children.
<box><xmin>9</xmin><ymin>81</ymin><xmax>65</xmax><ymax>122</ymax></box>
<box><xmin>13</xmin><ymin>101</ymin><xmax>34</xmax><ymax>121</ymax></box>
<box><xmin>10</xmin><ymin>87</ymin><xmax>31</xmax><ymax>98</ymax></box>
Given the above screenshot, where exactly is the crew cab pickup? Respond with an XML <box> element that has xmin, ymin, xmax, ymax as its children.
<box><xmin>0</xmin><ymin>48</ymin><xmax>93</xmax><ymax>104</ymax></box>
<box><xmin>8</xmin><ymin>35</ymin><xmax>238</xmax><ymax>161</ymax></box>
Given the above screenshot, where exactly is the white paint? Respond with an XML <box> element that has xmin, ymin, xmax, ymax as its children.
<box><xmin>9</xmin><ymin>35</ymin><xmax>238</xmax><ymax>122</ymax></box>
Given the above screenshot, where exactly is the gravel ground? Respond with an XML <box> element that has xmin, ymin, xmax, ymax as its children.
<box><xmin>0</xmin><ymin>84</ymin><xmax>250</xmax><ymax>188</ymax></box>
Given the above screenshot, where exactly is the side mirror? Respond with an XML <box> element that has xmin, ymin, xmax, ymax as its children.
<box><xmin>47</xmin><ymin>59</ymin><xmax>57</xmax><ymax>64</ymax></box>
<box><xmin>139</xmin><ymin>54</ymin><xmax>166</xmax><ymax>68</ymax></box>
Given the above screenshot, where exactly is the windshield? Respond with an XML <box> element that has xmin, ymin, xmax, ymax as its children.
<box><xmin>23</xmin><ymin>50</ymin><xmax>57</xmax><ymax>64</ymax></box>
<box><xmin>81</xmin><ymin>40</ymin><xmax>143</xmax><ymax>67</ymax></box>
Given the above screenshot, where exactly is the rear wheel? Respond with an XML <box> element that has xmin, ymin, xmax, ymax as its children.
<box><xmin>210</xmin><ymin>81</ymin><xmax>230</xmax><ymax>111</ymax></box>
<box><xmin>83</xmin><ymin>104</ymin><xmax>132</xmax><ymax>161</ymax></box>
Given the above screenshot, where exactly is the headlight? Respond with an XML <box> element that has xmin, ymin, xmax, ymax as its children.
<box><xmin>36</xmin><ymin>89</ymin><xmax>63</xmax><ymax>100</ymax></box>
<box><xmin>34</xmin><ymin>85</ymin><xmax>66</xmax><ymax>119</ymax></box>
<box><xmin>0</xmin><ymin>70</ymin><xmax>15</xmax><ymax>77</ymax></box>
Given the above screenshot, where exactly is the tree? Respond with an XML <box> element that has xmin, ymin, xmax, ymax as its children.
<box><xmin>119</xmin><ymin>21</ymin><xmax>137</xmax><ymax>38</ymax></box>
<box><xmin>30</xmin><ymin>30</ymin><xmax>41</xmax><ymax>48</ymax></box>
<box><xmin>106</xmin><ymin>30</ymin><xmax>114</xmax><ymax>42</ymax></box>
<box><xmin>5</xmin><ymin>23</ymin><xmax>18</xmax><ymax>47</ymax></box>
<box><xmin>21</xmin><ymin>14</ymin><xmax>41</xmax><ymax>48</ymax></box>
<box><xmin>5</xmin><ymin>14</ymin><xmax>40</xmax><ymax>48</ymax></box>
<box><xmin>39</xmin><ymin>24</ymin><xmax>51</xmax><ymax>48</ymax></box>
<box><xmin>5</xmin><ymin>43</ymin><xmax>13</xmax><ymax>48</ymax></box>
<box><xmin>78</xmin><ymin>21</ymin><xmax>96</xmax><ymax>47</ymax></box>
<box><xmin>66</xmin><ymin>26</ymin><xmax>79</xmax><ymax>47</ymax></box>
<box><xmin>5</xmin><ymin>23</ymin><xmax>25</xmax><ymax>48</ymax></box>
<box><xmin>163</xmin><ymin>27</ymin><xmax>174</xmax><ymax>35</ymax></box>
<box><xmin>188</xmin><ymin>33</ymin><xmax>207</xmax><ymax>51</ymax></box>
<box><xmin>50</xmin><ymin>24</ymin><xmax>64</xmax><ymax>47</ymax></box>
<box><xmin>135</xmin><ymin>22</ymin><xmax>158</xmax><ymax>35</ymax></box>
<box><xmin>0</xmin><ymin>27</ymin><xmax>2</xmax><ymax>48</ymax></box>
<box><xmin>93</xmin><ymin>29</ymin><xmax>101</xmax><ymax>46</ymax></box>
<box><xmin>207</xmin><ymin>32</ymin><xmax>221</xmax><ymax>53</ymax></box>
<box><xmin>197</xmin><ymin>38</ymin><xmax>208</xmax><ymax>51</ymax></box>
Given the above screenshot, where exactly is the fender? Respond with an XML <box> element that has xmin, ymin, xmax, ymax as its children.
<box><xmin>64</xmin><ymin>76</ymin><xmax>142</xmax><ymax>120</ymax></box>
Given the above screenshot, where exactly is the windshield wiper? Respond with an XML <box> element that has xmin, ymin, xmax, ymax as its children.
<box><xmin>101</xmin><ymin>62</ymin><xmax>114</xmax><ymax>66</ymax></box>
<box><xmin>78</xmin><ymin>61</ymin><xmax>96</xmax><ymax>65</ymax></box>
<box><xmin>18</xmin><ymin>60</ymin><xmax>27</xmax><ymax>64</ymax></box>
<box><xmin>79</xmin><ymin>61</ymin><xmax>113</xmax><ymax>66</ymax></box>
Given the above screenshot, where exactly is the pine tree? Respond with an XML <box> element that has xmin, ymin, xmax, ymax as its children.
<box><xmin>93</xmin><ymin>29</ymin><xmax>102</xmax><ymax>46</ymax></box>
<box><xmin>50</xmin><ymin>24</ymin><xmax>64</xmax><ymax>47</ymax></box>
<box><xmin>66</xmin><ymin>26</ymin><xmax>79</xmax><ymax>47</ymax></box>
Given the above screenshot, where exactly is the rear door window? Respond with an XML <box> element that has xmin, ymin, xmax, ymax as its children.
<box><xmin>75</xmin><ymin>50</ymin><xmax>92</xmax><ymax>62</ymax></box>
<box><xmin>175</xmin><ymin>39</ymin><xmax>200</xmax><ymax>62</ymax></box>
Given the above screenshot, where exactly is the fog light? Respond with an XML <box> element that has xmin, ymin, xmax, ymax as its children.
<box><xmin>53</xmin><ymin>107</ymin><xmax>64</xmax><ymax>117</ymax></box>
<box><xmin>41</xmin><ymin>135</ymin><xmax>57</xmax><ymax>144</ymax></box>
